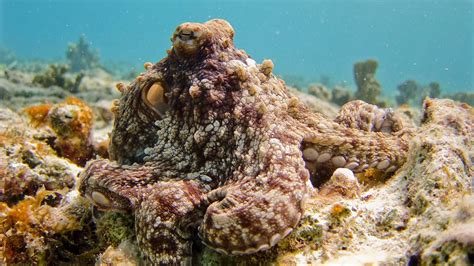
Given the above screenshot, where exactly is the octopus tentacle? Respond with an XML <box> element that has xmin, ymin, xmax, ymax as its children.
<box><xmin>302</xmin><ymin>117</ymin><xmax>409</xmax><ymax>183</ymax></box>
<box><xmin>79</xmin><ymin>159</ymin><xmax>164</xmax><ymax>211</ymax></box>
<box><xmin>199</xmin><ymin>130</ymin><xmax>309</xmax><ymax>255</ymax></box>
<box><xmin>135</xmin><ymin>180</ymin><xmax>208</xmax><ymax>264</ymax></box>
<box><xmin>334</xmin><ymin>100</ymin><xmax>404</xmax><ymax>133</ymax></box>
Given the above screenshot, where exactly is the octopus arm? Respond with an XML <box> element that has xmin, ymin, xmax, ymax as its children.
<box><xmin>134</xmin><ymin>180</ymin><xmax>208</xmax><ymax>264</ymax></box>
<box><xmin>79</xmin><ymin>159</ymin><xmax>160</xmax><ymax>211</ymax></box>
<box><xmin>199</xmin><ymin>129</ymin><xmax>308</xmax><ymax>255</ymax></box>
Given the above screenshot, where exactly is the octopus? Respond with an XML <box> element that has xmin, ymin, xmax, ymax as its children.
<box><xmin>79</xmin><ymin>19</ymin><xmax>412</xmax><ymax>264</ymax></box>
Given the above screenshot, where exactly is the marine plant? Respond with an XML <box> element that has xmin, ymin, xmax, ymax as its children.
<box><xmin>32</xmin><ymin>64</ymin><xmax>68</xmax><ymax>88</ymax></box>
<box><xmin>66</xmin><ymin>35</ymin><xmax>100</xmax><ymax>72</ymax></box>
<box><xmin>443</xmin><ymin>91</ymin><xmax>474</xmax><ymax>106</ymax></box>
<box><xmin>353</xmin><ymin>59</ymin><xmax>383</xmax><ymax>106</ymax></box>
<box><xmin>32</xmin><ymin>64</ymin><xmax>84</xmax><ymax>93</ymax></box>
<box><xmin>396</xmin><ymin>80</ymin><xmax>443</xmax><ymax>106</ymax></box>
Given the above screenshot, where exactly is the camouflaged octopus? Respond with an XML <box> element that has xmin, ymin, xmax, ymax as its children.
<box><xmin>79</xmin><ymin>19</ymin><xmax>412</xmax><ymax>264</ymax></box>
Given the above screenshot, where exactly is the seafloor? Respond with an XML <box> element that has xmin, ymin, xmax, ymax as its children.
<box><xmin>0</xmin><ymin>44</ymin><xmax>473</xmax><ymax>264</ymax></box>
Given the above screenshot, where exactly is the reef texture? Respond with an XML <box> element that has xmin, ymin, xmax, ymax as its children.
<box><xmin>0</xmin><ymin>108</ymin><xmax>79</xmax><ymax>205</ymax></box>
<box><xmin>24</xmin><ymin>97</ymin><xmax>96</xmax><ymax>166</ymax></box>
<box><xmin>79</xmin><ymin>19</ymin><xmax>413</xmax><ymax>264</ymax></box>
<box><xmin>0</xmin><ymin>107</ymin><xmax>99</xmax><ymax>264</ymax></box>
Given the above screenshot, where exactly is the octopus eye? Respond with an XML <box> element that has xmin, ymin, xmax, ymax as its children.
<box><xmin>91</xmin><ymin>191</ymin><xmax>111</xmax><ymax>208</ymax></box>
<box><xmin>142</xmin><ymin>82</ymin><xmax>169</xmax><ymax>117</ymax></box>
<box><xmin>178</xmin><ymin>29</ymin><xmax>196</xmax><ymax>41</ymax></box>
<box><xmin>172</xmin><ymin>23</ymin><xmax>209</xmax><ymax>57</ymax></box>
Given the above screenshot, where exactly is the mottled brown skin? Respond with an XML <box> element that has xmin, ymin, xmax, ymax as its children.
<box><xmin>79</xmin><ymin>19</ymin><xmax>411</xmax><ymax>264</ymax></box>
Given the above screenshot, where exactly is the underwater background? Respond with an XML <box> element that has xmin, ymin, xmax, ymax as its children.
<box><xmin>1</xmin><ymin>0</ymin><xmax>472</xmax><ymax>96</ymax></box>
<box><xmin>1</xmin><ymin>1</ymin><xmax>474</xmax><ymax>265</ymax></box>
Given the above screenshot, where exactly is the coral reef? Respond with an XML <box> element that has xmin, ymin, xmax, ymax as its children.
<box><xmin>307</xmin><ymin>83</ymin><xmax>331</xmax><ymax>101</ymax></box>
<box><xmin>24</xmin><ymin>97</ymin><xmax>96</xmax><ymax>166</ymax></box>
<box><xmin>0</xmin><ymin>67</ymin><xmax>120</xmax><ymax>114</ymax></box>
<box><xmin>420</xmin><ymin>196</ymin><xmax>474</xmax><ymax>264</ymax></box>
<box><xmin>444</xmin><ymin>91</ymin><xmax>474</xmax><ymax>106</ymax></box>
<box><xmin>32</xmin><ymin>64</ymin><xmax>84</xmax><ymax>93</ymax></box>
<box><xmin>276</xmin><ymin>99</ymin><xmax>473</xmax><ymax>264</ymax></box>
<box><xmin>396</xmin><ymin>79</ymin><xmax>443</xmax><ymax>106</ymax></box>
<box><xmin>428</xmin><ymin>81</ymin><xmax>441</xmax><ymax>98</ymax></box>
<box><xmin>353</xmin><ymin>59</ymin><xmax>385</xmax><ymax>106</ymax></box>
<box><xmin>0</xmin><ymin>189</ymin><xmax>92</xmax><ymax>264</ymax></box>
<box><xmin>96</xmin><ymin>241</ymin><xmax>140</xmax><ymax>266</ymax></box>
<box><xmin>79</xmin><ymin>19</ymin><xmax>413</xmax><ymax>264</ymax></box>
<box><xmin>0</xmin><ymin>108</ymin><xmax>78</xmax><ymax>204</ymax></box>
<box><xmin>396</xmin><ymin>80</ymin><xmax>418</xmax><ymax>106</ymax></box>
<box><xmin>66</xmin><ymin>35</ymin><xmax>100</xmax><ymax>72</ymax></box>
<box><xmin>331</xmin><ymin>85</ymin><xmax>353</xmax><ymax>106</ymax></box>
<box><xmin>0</xmin><ymin>106</ymin><xmax>101</xmax><ymax>264</ymax></box>
<box><xmin>0</xmin><ymin>76</ymin><xmax>68</xmax><ymax>109</ymax></box>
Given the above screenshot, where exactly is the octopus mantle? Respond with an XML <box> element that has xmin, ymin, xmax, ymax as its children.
<box><xmin>79</xmin><ymin>19</ymin><xmax>411</xmax><ymax>264</ymax></box>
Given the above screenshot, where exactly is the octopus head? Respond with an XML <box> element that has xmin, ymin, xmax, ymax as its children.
<box><xmin>171</xmin><ymin>19</ymin><xmax>235</xmax><ymax>58</ymax></box>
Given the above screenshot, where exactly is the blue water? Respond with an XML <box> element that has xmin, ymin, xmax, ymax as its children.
<box><xmin>1</xmin><ymin>0</ymin><xmax>472</xmax><ymax>94</ymax></box>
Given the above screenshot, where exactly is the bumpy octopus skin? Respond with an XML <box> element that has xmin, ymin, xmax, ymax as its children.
<box><xmin>79</xmin><ymin>19</ymin><xmax>412</xmax><ymax>264</ymax></box>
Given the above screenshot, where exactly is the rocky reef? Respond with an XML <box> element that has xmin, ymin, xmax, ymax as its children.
<box><xmin>0</xmin><ymin>19</ymin><xmax>473</xmax><ymax>265</ymax></box>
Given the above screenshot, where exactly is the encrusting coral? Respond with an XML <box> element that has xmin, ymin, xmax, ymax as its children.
<box><xmin>0</xmin><ymin>189</ymin><xmax>92</xmax><ymax>264</ymax></box>
<box><xmin>0</xmin><ymin>108</ymin><xmax>77</xmax><ymax>205</ymax></box>
<box><xmin>0</xmin><ymin>106</ymin><xmax>100</xmax><ymax>264</ymax></box>
<box><xmin>24</xmin><ymin>97</ymin><xmax>96</xmax><ymax>166</ymax></box>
